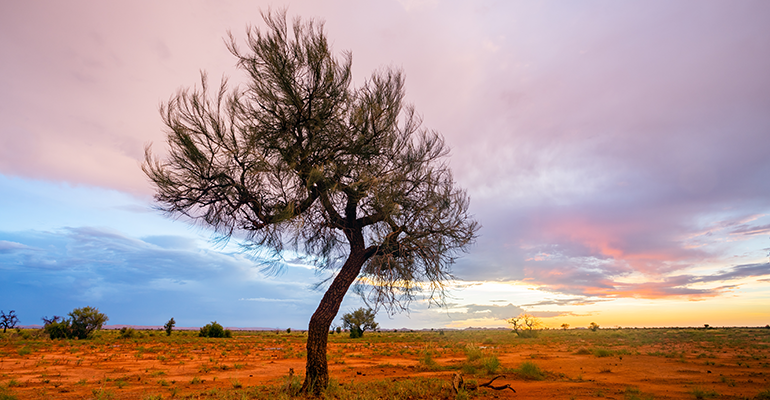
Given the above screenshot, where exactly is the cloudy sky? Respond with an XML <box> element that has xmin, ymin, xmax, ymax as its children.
<box><xmin>2</xmin><ymin>0</ymin><xmax>769</xmax><ymax>330</ymax></box>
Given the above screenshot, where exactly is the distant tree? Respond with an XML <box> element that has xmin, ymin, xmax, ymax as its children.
<box><xmin>507</xmin><ymin>314</ymin><xmax>541</xmax><ymax>338</ymax></box>
<box><xmin>589</xmin><ymin>322</ymin><xmax>600</xmax><ymax>332</ymax></box>
<box><xmin>164</xmin><ymin>317</ymin><xmax>176</xmax><ymax>336</ymax></box>
<box><xmin>0</xmin><ymin>310</ymin><xmax>19</xmax><ymax>333</ymax></box>
<box><xmin>142</xmin><ymin>10</ymin><xmax>478</xmax><ymax>393</ymax></box>
<box><xmin>199</xmin><ymin>321</ymin><xmax>232</xmax><ymax>338</ymax></box>
<box><xmin>68</xmin><ymin>306</ymin><xmax>109</xmax><ymax>339</ymax></box>
<box><xmin>341</xmin><ymin>308</ymin><xmax>378</xmax><ymax>338</ymax></box>
<box><xmin>560</xmin><ymin>323</ymin><xmax>570</xmax><ymax>330</ymax></box>
<box><xmin>42</xmin><ymin>307</ymin><xmax>108</xmax><ymax>339</ymax></box>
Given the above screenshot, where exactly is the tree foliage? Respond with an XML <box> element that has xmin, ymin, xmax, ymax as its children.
<box><xmin>199</xmin><ymin>321</ymin><xmax>231</xmax><ymax>338</ymax></box>
<box><xmin>0</xmin><ymin>310</ymin><xmax>19</xmax><ymax>333</ymax></box>
<box><xmin>143</xmin><ymin>10</ymin><xmax>478</xmax><ymax>392</ymax></box>
<box><xmin>341</xmin><ymin>308</ymin><xmax>378</xmax><ymax>338</ymax></box>
<box><xmin>164</xmin><ymin>317</ymin><xmax>176</xmax><ymax>336</ymax></box>
<box><xmin>42</xmin><ymin>307</ymin><xmax>108</xmax><ymax>340</ymax></box>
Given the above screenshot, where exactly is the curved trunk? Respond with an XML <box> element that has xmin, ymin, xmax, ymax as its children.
<box><xmin>301</xmin><ymin>246</ymin><xmax>368</xmax><ymax>394</ymax></box>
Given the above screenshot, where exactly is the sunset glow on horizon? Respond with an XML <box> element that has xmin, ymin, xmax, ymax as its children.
<box><xmin>1</xmin><ymin>1</ymin><xmax>769</xmax><ymax>330</ymax></box>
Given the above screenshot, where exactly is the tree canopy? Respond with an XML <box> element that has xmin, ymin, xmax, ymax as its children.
<box><xmin>143</xmin><ymin>10</ymin><xmax>478</xmax><ymax>392</ymax></box>
<box><xmin>341</xmin><ymin>307</ymin><xmax>378</xmax><ymax>338</ymax></box>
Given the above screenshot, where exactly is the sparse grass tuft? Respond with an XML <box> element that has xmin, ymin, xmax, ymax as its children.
<box><xmin>690</xmin><ymin>386</ymin><xmax>719</xmax><ymax>399</ymax></box>
<box><xmin>514</xmin><ymin>361</ymin><xmax>547</xmax><ymax>380</ymax></box>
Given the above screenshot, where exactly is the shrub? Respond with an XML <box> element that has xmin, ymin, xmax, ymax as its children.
<box><xmin>480</xmin><ymin>355</ymin><xmax>500</xmax><ymax>374</ymax></box>
<box><xmin>43</xmin><ymin>318</ymin><xmax>71</xmax><ymax>340</ymax></box>
<box><xmin>199</xmin><ymin>321</ymin><xmax>227</xmax><ymax>338</ymax></box>
<box><xmin>515</xmin><ymin>361</ymin><xmax>546</xmax><ymax>380</ymax></box>
<box><xmin>589</xmin><ymin>322</ymin><xmax>600</xmax><ymax>331</ymax></box>
<box><xmin>464</xmin><ymin>344</ymin><xmax>483</xmax><ymax>362</ymax></box>
<box><xmin>119</xmin><ymin>327</ymin><xmax>138</xmax><ymax>339</ymax></box>
<box><xmin>690</xmin><ymin>386</ymin><xmax>719</xmax><ymax>399</ymax></box>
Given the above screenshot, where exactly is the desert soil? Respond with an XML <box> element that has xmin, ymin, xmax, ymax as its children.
<box><xmin>1</xmin><ymin>328</ymin><xmax>769</xmax><ymax>399</ymax></box>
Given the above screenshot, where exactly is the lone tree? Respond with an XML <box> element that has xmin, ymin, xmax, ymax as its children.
<box><xmin>164</xmin><ymin>317</ymin><xmax>176</xmax><ymax>336</ymax></box>
<box><xmin>0</xmin><ymin>310</ymin><xmax>19</xmax><ymax>333</ymax></box>
<box><xmin>341</xmin><ymin>308</ymin><xmax>378</xmax><ymax>338</ymax></box>
<box><xmin>143</xmin><ymin>10</ymin><xmax>478</xmax><ymax>393</ymax></box>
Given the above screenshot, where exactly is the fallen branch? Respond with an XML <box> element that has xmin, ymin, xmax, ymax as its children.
<box><xmin>479</xmin><ymin>375</ymin><xmax>516</xmax><ymax>393</ymax></box>
<box><xmin>452</xmin><ymin>373</ymin><xmax>516</xmax><ymax>393</ymax></box>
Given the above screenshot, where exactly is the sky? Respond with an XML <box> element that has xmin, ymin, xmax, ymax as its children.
<box><xmin>1</xmin><ymin>0</ymin><xmax>769</xmax><ymax>330</ymax></box>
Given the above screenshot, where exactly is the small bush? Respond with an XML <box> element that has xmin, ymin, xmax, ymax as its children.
<box><xmin>480</xmin><ymin>355</ymin><xmax>501</xmax><ymax>374</ymax></box>
<box><xmin>515</xmin><ymin>361</ymin><xmax>546</xmax><ymax>380</ymax></box>
<box><xmin>690</xmin><ymin>386</ymin><xmax>719</xmax><ymax>399</ymax></box>
<box><xmin>119</xmin><ymin>327</ymin><xmax>137</xmax><ymax>339</ymax></box>
<box><xmin>755</xmin><ymin>389</ymin><xmax>770</xmax><ymax>400</ymax></box>
<box><xmin>464</xmin><ymin>344</ymin><xmax>483</xmax><ymax>362</ymax></box>
<box><xmin>418</xmin><ymin>351</ymin><xmax>440</xmax><ymax>371</ymax></box>
<box><xmin>593</xmin><ymin>348</ymin><xmax>614</xmax><ymax>357</ymax></box>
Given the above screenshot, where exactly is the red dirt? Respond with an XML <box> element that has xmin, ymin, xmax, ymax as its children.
<box><xmin>2</xmin><ymin>332</ymin><xmax>769</xmax><ymax>399</ymax></box>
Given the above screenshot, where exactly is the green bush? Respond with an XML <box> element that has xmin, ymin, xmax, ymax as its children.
<box><xmin>199</xmin><ymin>321</ymin><xmax>228</xmax><ymax>338</ymax></box>
<box><xmin>119</xmin><ymin>327</ymin><xmax>138</xmax><ymax>339</ymax></box>
<box><xmin>515</xmin><ymin>361</ymin><xmax>546</xmax><ymax>380</ymax></box>
<box><xmin>44</xmin><ymin>319</ymin><xmax>71</xmax><ymax>340</ymax></box>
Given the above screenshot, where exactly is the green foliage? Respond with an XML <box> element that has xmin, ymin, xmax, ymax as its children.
<box><xmin>755</xmin><ymin>389</ymin><xmax>770</xmax><ymax>400</ymax></box>
<box><xmin>164</xmin><ymin>318</ymin><xmax>175</xmax><ymax>336</ymax></box>
<box><xmin>593</xmin><ymin>348</ymin><xmax>614</xmax><ymax>357</ymax></box>
<box><xmin>689</xmin><ymin>386</ymin><xmax>719</xmax><ymax>399</ymax></box>
<box><xmin>69</xmin><ymin>306</ymin><xmax>109</xmax><ymax>339</ymax></box>
<box><xmin>514</xmin><ymin>361</ymin><xmax>547</xmax><ymax>380</ymax></box>
<box><xmin>43</xmin><ymin>307</ymin><xmax>108</xmax><ymax>340</ymax></box>
<box><xmin>0</xmin><ymin>385</ymin><xmax>18</xmax><ymax>400</ymax></box>
<box><xmin>199</xmin><ymin>321</ymin><xmax>229</xmax><ymax>338</ymax></box>
<box><xmin>341</xmin><ymin>308</ymin><xmax>378</xmax><ymax>338</ymax></box>
<box><xmin>119</xmin><ymin>327</ymin><xmax>139</xmax><ymax>339</ymax></box>
<box><xmin>417</xmin><ymin>351</ymin><xmax>441</xmax><ymax>371</ymax></box>
<box><xmin>43</xmin><ymin>317</ymin><xmax>70</xmax><ymax>340</ymax></box>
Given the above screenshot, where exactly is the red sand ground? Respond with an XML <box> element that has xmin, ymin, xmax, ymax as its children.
<box><xmin>1</xmin><ymin>331</ymin><xmax>769</xmax><ymax>399</ymax></box>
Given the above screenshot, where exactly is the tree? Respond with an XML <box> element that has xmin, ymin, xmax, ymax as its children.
<box><xmin>589</xmin><ymin>322</ymin><xmax>600</xmax><ymax>331</ymax></box>
<box><xmin>560</xmin><ymin>323</ymin><xmax>570</xmax><ymax>330</ymax></box>
<box><xmin>164</xmin><ymin>317</ymin><xmax>176</xmax><ymax>336</ymax></box>
<box><xmin>0</xmin><ymin>310</ymin><xmax>19</xmax><ymax>333</ymax></box>
<box><xmin>199</xmin><ymin>321</ymin><xmax>231</xmax><ymax>338</ymax></box>
<box><xmin>142</xmin><ymin>11</ymin><xmax>478</xmax><ymax>393</ymax></box>
<box><xmin>507</xmin><ymin>314</ymin><xmax>541</xmax><ymax>338</ymax></box>
<box><xmin>341</xmin><ymin>308</ymin><xmax>378</xmax><ymax>338</ymax></box>
<box><xmin>42</xmin><ymin>307</ymin><xmax>108</xmax><ymax>339</ymax></box>
<box><xmin>68</xmin><ymin>306</ymin><xmax>109</xmax><ymax>339</ymax></box>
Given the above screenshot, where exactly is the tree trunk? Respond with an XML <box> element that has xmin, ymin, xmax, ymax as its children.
<box><xmin>301</xmin><ymin>247</ymin><xmax>368</xmax><ymax>394</ymax></box>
